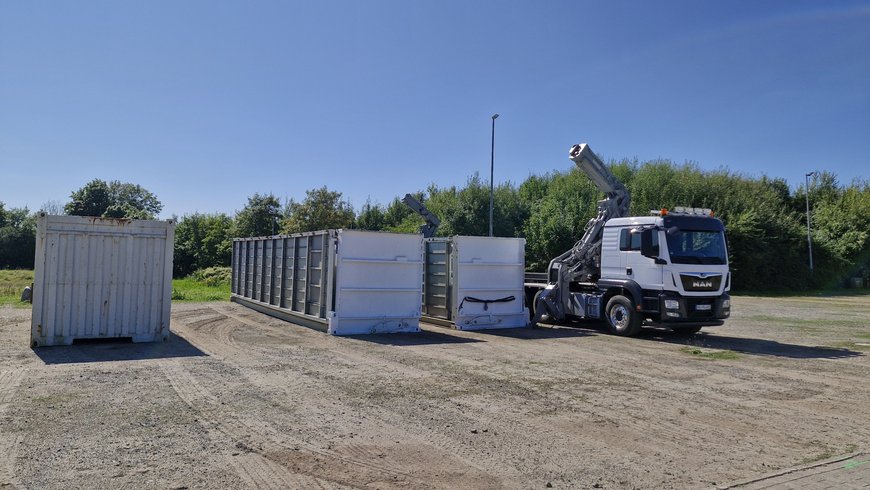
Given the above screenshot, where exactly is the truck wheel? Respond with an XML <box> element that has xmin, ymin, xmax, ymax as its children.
<box><xmin>532</xmin><ymin>290</ymin><xmax>551</xmax><ymax>324</ymax></box>
<box><xmin>605</xmin><ymin>295</ymin><xmax>641</xmax><ymax>337</ymax></box>
<box><xmin>672</xmin><ymin>325</ymin><xmax>702</xmax><ymax>335</ymax></box>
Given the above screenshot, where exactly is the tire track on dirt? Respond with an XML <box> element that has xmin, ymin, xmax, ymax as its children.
<box><xmin>476</xmin><ymin>333</ymin><xmax>864</xmax><ymax>466</ymax></box>
<box><xmin>211</xmin><ymin>307</ymin><xmax>523</xmax><ymax>478</ymax></box>
<box><xmin>215</xmin><ymin>305</ymin><xmax>436</xmax><ymax>378</ymax></box>
<box><xmin>159</xmin><ymin>321</ymin><xmax>430</xmax><ymax>490</ymax></box>
<box><xmin>0</xmin><ymin>368</ymin><xmax>25</xmax><ymax>490</ymax></box>
<box><xmin>211</xmin><ymin>309</ymin><xmax>533</xmax><ymax>484</ymax></box>
<box><xmin>162</xmin><ymin>358</ymin><xmax>428</xmax><ymax>487</ymax></box>
<box><xmin>160</xmin><ymin>360</ymin><xmax>332</xmax><ymax>489</ymax></box>
<box><xmin>172</xmin><ymin>306</ymin><xmax>518</xmax><ymax>486</ymax></box>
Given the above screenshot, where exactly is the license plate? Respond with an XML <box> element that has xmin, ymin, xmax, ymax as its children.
<box><xmin>696</xmin><ymin>304</ymin><xmax>712</xmax><ymax>311</ymax></box>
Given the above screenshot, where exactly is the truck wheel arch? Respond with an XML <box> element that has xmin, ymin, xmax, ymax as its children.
<box><xmin>598</xmin><ymin>278</ymin><xmax>643</xmax><ymax>310</ymax></box>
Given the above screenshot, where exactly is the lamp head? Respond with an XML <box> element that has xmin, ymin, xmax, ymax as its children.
<box><xmin>492</xmin><ymin>114</ymin><xmax>499</xmax><ymax>120</ymax></box>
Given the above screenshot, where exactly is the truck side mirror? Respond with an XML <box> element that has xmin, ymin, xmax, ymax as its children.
<box><xmin>640</xmin><ymin>229</ymin><xmax>665</xmax><ymax>263</ymax></box>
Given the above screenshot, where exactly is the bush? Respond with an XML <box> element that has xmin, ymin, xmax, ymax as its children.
<box><xmin>192</xmin><ymin>266</ymin><xmax>232</xmax><ymax>287</ymax></box>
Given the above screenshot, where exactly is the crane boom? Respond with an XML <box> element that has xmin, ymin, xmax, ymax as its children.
<box><xmin>532</xmin><ymin>143</ymin><xmax>631</xmax><ymax>323</ymax></box>
<box><xmin>401</xmin><ymin>194</ymin><xmax>441</xmax><ymax>238</ymax></box>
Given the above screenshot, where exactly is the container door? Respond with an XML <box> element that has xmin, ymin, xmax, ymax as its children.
<box><xmin>424</xmin><ymin>239</ymin><xmax>451</xmax><ymax>320</ymax></box>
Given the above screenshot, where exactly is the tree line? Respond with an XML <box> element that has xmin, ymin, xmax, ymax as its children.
<box><xmin>2</xmin><ymin>164</ymin><xmax>868</xmax><ymax>291</ymax></box>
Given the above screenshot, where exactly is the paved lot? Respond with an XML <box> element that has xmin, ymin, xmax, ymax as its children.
<box><xmin>720</xmin><ymin>451</ymin><xmax>869</xmax><ymax>489</ymax></box>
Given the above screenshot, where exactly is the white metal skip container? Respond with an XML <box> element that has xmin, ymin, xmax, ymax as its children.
<box><xmin>231</xmin><ymin>229</ymin><xmax>423</xmax><ymax>335</ymax></box>
<box><xmin>30</xmin><ymin>214</ymin><xmax>176</xmax><ymax>347</ymax></box>
<box><xmin>424</xmin><ymin>236</ymin><xmax>529</xmax><ymax>330</ymax></box>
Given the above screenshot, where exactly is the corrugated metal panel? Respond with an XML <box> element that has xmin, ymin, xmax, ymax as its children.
<box><xmin>30</xmin><ymin>214</ymin><xmax>176</xmax><ymax>347</ymax></box>
<box><xmin>231</xmin><ymin>230</ymin><xmax>423</xmax><ymax>335</ymax></box>
<box><xmin>423</xmin><ymin>236</ymin><xmax>529</xmax><ymax>330</ymax></box>
<box><xmin>423</xmin><ymin>239</ymin><xmax>451</xmax><ymax>319</ymax></box>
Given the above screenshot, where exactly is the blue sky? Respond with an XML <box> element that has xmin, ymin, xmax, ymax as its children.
<box><xmin>1</xmin><ymin>0</ymin><xmax>868</xmax><ymax>219</ymax></box>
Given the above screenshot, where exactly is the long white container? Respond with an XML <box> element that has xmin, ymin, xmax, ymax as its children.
<box><xmin>231</xmin><ymin>229</ymin><xmax>423</xmax><ymax>335</ymax></box>
<box><xmin>424</xmin><ymin>236</ymin><xmax>529</xmax><ymax>330</ymax></box>
<box><xmin>30</xmin><ymin>214</ymin><xmax>176</xmax><ymax>347</ymax></box>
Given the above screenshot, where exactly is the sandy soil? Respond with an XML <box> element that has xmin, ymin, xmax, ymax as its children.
<box><xmin>0</xmin><ymin>294</ymin><xmax>868</xmax><ymax>489</ymax></box>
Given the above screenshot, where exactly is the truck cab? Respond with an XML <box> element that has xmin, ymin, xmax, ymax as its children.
<box><xmin>599</xmin><ymin>207</ymin><xmax>730</xmax><ymax>332</ymax></box>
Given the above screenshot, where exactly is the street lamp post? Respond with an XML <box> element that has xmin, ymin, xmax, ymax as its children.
<box><xmin>489</xmin><ymin>113</ymin><xmax>499</xmax><ymax>237</ymax></box>
<box><xmin>805</xmin><ymin>171</ymin><xmax>815</xmax><ymax>272</ymax></box>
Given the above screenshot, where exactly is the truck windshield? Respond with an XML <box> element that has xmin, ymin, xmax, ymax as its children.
<box><xmin>666</xmin><ymin>229</ymin><xmax>727</xmax><ymax>265</ymax></box>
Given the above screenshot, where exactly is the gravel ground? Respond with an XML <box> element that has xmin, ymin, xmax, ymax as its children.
<box><xmin>0</xmin><ymin>294</ymin><xmax>868</xmax><ymax>489</ymax></box>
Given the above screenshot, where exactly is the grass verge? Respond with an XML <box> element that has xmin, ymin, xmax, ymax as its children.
<box><xmin>172</xmin><ymin>275</ymin><xmax>231</xmax><ymax>302</ymax></box>
<box><xmin>0</xmin><ymin>270</ymin><xmax>34</xmax><ymax>308</ymax></box>
<box><xmin>1</xmin><ymin>269</ymin><xmax>230</xmax><ymax>305</ymax></box>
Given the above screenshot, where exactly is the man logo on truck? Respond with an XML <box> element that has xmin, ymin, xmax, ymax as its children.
<box><xmin>693</xmin><ymin>280</ymin><xmax>713</xmax><ymax>288</ymax></box>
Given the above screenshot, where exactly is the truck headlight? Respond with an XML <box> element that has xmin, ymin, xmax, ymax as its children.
<box><xmin>665</xmin><ymin>299</ymin><xmax>680</xmax><ymax>310</ymax></box>
<box><xmin>721</xmin><ymin>299</ymin><xmax>730</xmax><ymax>308</ymax></box>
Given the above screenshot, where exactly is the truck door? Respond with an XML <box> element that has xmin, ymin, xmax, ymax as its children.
<box><xmin>621</xmin><ymin>229</ymin><xmax>663</xmax><ymax>290</ymax></box>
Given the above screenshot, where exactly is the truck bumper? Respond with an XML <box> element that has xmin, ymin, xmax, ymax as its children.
<box><xmin>647</xmin><ymin>292</ymin><xmax>730</xmax><ymax>327</ymax></box>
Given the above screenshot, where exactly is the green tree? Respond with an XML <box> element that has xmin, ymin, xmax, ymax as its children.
<box><xmin>522</xmin><ymin>168</ymin><xmax>599</xmax><ymax>270</ymax></box>
<box><xmin>235</xmin><ymin>193</ymin><xmax>282</xmax><ymax>237</ymax></box>
<box><xmin>64</xmin><ymin>179</ymin><xmax>162</xmax><ymax>219</ymax></box>
<box><xmin>802</xmin><ymin>176</ymin><xmax>870</xmax><ymax>287</ymax></box>
<box><xmin>355</xmin><ymin>199</ymin><xmax>387</xmax><ymax>231</ymax></box>
<box><xmin>282</xmin><ymin>187</ymin><xmax>355</xmax><ymax>233</ymax></box>
<box><xmin>0</xmin><ymin>203</ymin><xmax>37</xmax><ymax>269</ymax></box>
<box><xmin>174</xmin><ymin>213</ymin><xmax>234</xmax><ymax>277</ymax></box>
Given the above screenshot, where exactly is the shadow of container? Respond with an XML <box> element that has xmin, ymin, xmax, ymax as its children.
<box><xmin>32</xmin><ymin>332</ymin><xmax>207</xmax><ymax>365</ymax></box>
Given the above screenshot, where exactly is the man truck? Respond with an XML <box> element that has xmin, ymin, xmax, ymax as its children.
<box><xmin>526</xmin><ymin>142</ymin><xmax>731</xmax><ymax>336</ymax></box>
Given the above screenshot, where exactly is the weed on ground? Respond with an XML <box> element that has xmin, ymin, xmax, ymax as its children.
<box><xmin>679</xmin><ymin>346</ymin><xmax>740</xmax><ymax>360</ymax></box>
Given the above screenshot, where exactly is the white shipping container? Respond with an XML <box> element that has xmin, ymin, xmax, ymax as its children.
<box><xmin>30</xmin><ymin>214</ymin><xmax>176</xmax><ymax>347</ymax></box>
<box><xmin>424</xmin><ymin>236</ymin><xmax>529</xmax><ymax>330</ymax></box>
<box><xmin>232</xmin><ymin>229</ymin><xmax>423</xmax><ymax>335</ymax></box>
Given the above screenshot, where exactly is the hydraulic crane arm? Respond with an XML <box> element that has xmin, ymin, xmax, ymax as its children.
<box><xmin>532</xmin><ymin>143</ymin><xmax>631</xmax><ymax>323</ymax></box>
<box><xmin>570</xmin><ymin>143</ymin><xmax>630</xmax><ymax>219</ymax></box>
<box><xmin>402</xmin><ymin>194</ymin><xmax>441</xmax><ymax>238</ymax></box>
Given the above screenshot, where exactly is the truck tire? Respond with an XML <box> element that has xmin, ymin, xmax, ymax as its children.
<box><xmin>532</xmin><ymin>290</ymin><xmax>551</xmax><ymax>324</ymax></box>
<box><xmin>605</xmin><ymin>295</ymin><xmax>641</xmax><ymax>337</ymax></box>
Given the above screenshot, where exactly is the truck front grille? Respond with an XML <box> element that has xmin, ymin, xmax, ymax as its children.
<box><xmin>680</xmin><ymin>274</ymin><xmax>722</xmax><ymax>292</ymax></box>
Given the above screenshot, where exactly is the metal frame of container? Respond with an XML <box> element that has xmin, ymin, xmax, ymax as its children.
<box><xmin>231</xmin><ymin>229</ymin><xmax>423</xmax><ymax>335</ymax></box>
<box><xmin>30</xmin><ymin>214</ymin><xmax>176</xmax><ymax>347</ymax></box>
<box><xmin>423</xmin><ymin>236</ymin><xmax>529</xmax><ymax>330</ymax></box>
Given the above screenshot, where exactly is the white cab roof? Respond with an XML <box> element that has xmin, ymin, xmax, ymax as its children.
<box><xmin>605</xmin><ymin>216</ymin><xmax>661</xmax><ymax>228</ymax></box>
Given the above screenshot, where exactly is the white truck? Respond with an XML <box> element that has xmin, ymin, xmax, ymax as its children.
<box><xmin>527</xmin><ymin>143</ymin><xmax>731</xmax><ymax>336</ymax></box>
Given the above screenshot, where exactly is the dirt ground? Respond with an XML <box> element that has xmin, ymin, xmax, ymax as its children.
<box><xmin>1</xmin><ymin>294</ymin><xmax>868</xmax><ymax>489</ymax></box>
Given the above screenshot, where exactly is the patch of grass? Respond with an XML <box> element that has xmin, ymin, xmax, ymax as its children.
<box><xmin>31</xmin><ymin>392</ymin><xmax>84</xmax><ymax>405</ymax></box>
<box><xmin>172</xmin><ymin>275</ymin><xmax>230</xmax><ymax>302</ymax></box>
<box><xmin>746</xmin><ymin>314</ymin><xmax>820</xmax><ymax>326</ymax></box>
<box><xmin>191</xmin><ymin>266</ymin><xmax>232</xmax><ymax>287</ymax></box>
<box><xmin>744</xmin><ymin>314</ymin><xmax>867</xmax><ymax>331</ymax></box>
<box><xmin>732</xmin><ymin>289</ymin><xmax>869</xmax><ymax>298</ymax></box>
<box><xmin>0</xmin><ymin>269</ymin><xmax>34</xmax><ymax>308</ymax></box>
<box><xmin>797</xmin><ymin>441</ymin><xmax>857</xmax><ymax>465</ymax></box>
<box><xmin>830</xmin><ymin>341</ymin><xmax>870</xmax><ymax>352</ymax></box>
<box><xmin>679</xmin><ymin>346</ymin><xmax>740</xmax><ymax>360</ymax></box>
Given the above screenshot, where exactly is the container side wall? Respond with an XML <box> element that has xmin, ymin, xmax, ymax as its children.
<box><xmin>30</xmin><ymin>216</ymin><xmax>175</xmax><ymax>347</ymax></box>
<box><xmin>229</xmin><ymin>231</ymin><xmax>333</xmax><ymax>329</ymax></box>
<box><xmin>451</xmin><ymin>236</ymin><xmax>529</xmax><ymax>330</ymax></box>
<box><xmin>329</xmin><ymin>230</ymin><xmax>423</xmax><ymax>335</ymax></box>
